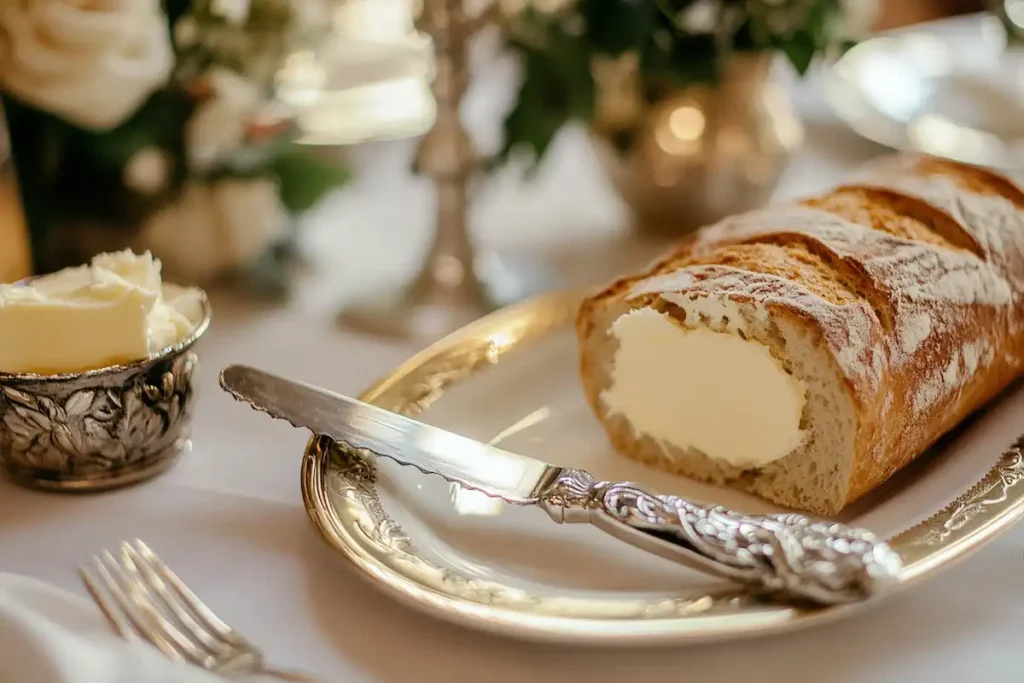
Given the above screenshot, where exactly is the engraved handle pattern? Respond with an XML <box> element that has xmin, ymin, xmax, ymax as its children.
<box><xmin>539</xmin><ymin>469</ymin><xmax>903</xmax><ymax>605</ymax></box>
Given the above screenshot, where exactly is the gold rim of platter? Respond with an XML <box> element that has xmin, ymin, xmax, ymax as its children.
<box><xmin>300</xmin><ymin>288</ymin><xmax>1024</xmax><ymax>644</ymax></box>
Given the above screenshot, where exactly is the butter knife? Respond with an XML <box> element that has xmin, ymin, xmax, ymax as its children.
<box><xmin>219</xmin><ymin>364</ymin><xmax>902</xmax><ymax>605</ymax></box>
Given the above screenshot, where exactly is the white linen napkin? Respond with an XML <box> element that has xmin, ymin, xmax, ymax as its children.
<box><xmin>0</xmin><ymin>573</ymin><xmax>223</xmax><ymax>683</ymax></box>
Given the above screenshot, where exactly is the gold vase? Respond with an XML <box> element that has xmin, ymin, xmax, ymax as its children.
<box><xmin>591</xmin><ymin>54</ymin><xmax>804</xmax><ymax>238</ymax></box>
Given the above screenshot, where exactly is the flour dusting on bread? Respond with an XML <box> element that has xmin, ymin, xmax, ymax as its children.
<box><xmin>898</xmin><ymin>312</ymin><xmax>932</xmax><ymax>354</ymax></box>
<box><xmin>629</xmin><ymin>265</ymin><xmax>884</xmax><ymax>391</ymax></box>
<box><xmin>576</xmin><ymin>155</ymin><xmax>1024</xmax><ymax>514</ymax></box>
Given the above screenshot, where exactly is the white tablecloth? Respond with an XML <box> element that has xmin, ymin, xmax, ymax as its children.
<box><xmin>1</xmin><ymin>29</ymin><xmax>1020</xmax><ymax>683</ymax></box>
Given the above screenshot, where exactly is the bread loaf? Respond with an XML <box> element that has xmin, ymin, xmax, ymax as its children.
<box><xmin>577</xmin><ymin>156</ymin><xmax>1024</xmax><ymax>515</ymax></box>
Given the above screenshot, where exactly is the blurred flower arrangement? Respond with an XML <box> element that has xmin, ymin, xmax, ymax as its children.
<box><xmin>497</xmin><ymin>0</ymin><xmax>877</xmax><ymax>165</ymax></box>
<box><xmin>0</xmin><ymin>0</ymin><xmax>349</xmax><ymax>292</ymax></box>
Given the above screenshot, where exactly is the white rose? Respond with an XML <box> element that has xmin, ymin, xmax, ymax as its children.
<box><xmin>0</xmin><ymin>0</ymin><xmax>174</xmax><ymax>130</ymax></box>
<box><xmin>211</xmin><ymin>0</ymin><xmax>252</xmax><ymax>25</ymax></box>
<box><xmin>123</xmin><ymin>147</ymin><xmax>172</xmax><ymax>195</ymax></box>
<box><xmin>289</xmin><ymin>0</ymin><xmax>333</xmax><ymax>34</ymax></box>
<box><xmin>174</xmin><ymin>16</ymin><xmax>200</xmax><ymax>49</ymax></box>
<box><xmin>140</xmin><ymin>184</ymin><xmax>224</xmax><ymax>282</ymax></box>
<box><xmin>214</xmin><ymin>177</ymin><xmax>290</xmax><ymax>266</ymax></box>
<box><xmin>677</xmin><ymin>0</ymin><xmax>720</xmax><ymax>34</ymax></box>
<box><xmin>839</xmin><ymin>0</ymin><xmax>880</xmax><ymax>38</ymax></box>
<box><xmin>140</xmin><ymin>178</ymin><xmax>288</xmax><ymax>282</ymax></box>
<box><xmin>185</xmin><ymin>68</ymin><xmax>264</xmax><ymax>173</ymax></box>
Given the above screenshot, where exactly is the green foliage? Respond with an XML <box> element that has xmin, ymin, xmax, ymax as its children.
<box><xmin>496</xmin><ymin>8</ymin><xmax>595</xmax><ymax>173</ymax></box>
<box><xmin>162</xmin><ymin>0</ymin><xmax>193</xmax><ymax>29</ymax></box>
<box><xmin>174</xmin><ymin>0</ymin><xmax>328</xmax><ymax>87</ymax></box>
<box><xmin>6</xmin><ymin>87</ymin><xmax>195</xmax><ymax>273</ymax></box>
<box><xmin>497</xmin><ymin>0</ymin><xmax>856</xmax><ymax>170</ymax></box>
<box><xmin>582</xmin><ymin>0</ymin><xmax>657</xmax><ymax>56</ymax></box>
<box><xmin>76</xmin><ymin>89</ymin><xmax>193</xmax><ymax>187</ymax></box>
<box><xmin>270</xmin><ymin>148</ymin><xmax>351</xmax><ymax>214</ymax></box>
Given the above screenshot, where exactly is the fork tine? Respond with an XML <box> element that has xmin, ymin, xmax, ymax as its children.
<box><xmin>131</xmin><ymin>539</ymin><xmax>250</xmax><ymax>649</ymax></box>
<box><xmin>85</xmin><ymin>553</ymin><xmax>184</xmax><ymax>663</ymax></box>
<box><xmin>78</xmin><ymin>562</ymin><xmax>138</xmax><ymax>642</ymax></box>
<box><xmin>119</xmin><ymin>541</ymin><xmax>231</xmax><ymax>654</ymax></box>
<box><xmin>84</xmin><ymin>542</ymin><xmax>313</xmax><ymax>681</ymax></box>
<box><xmin>97</xmin><ymin>550</ymin><xmax>215</xmax><ymax>669</ymax></box>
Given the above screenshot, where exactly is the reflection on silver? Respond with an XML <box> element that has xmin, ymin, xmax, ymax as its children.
<box><xmin>488</xmin><ymin>406</ymin><xmax>552</xmax><ymax>446</ymax></box>
<box><xmin>451</xmin><ymin>406</ymin><xmax>553</xmax><ymax>517</ymax></box>
<box><xmin>450</xmin><ymin>485</ymin><xmax>504</xmax><ymax>516</ymax></box>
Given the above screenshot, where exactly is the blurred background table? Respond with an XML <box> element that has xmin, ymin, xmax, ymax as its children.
<box><xmin>286</xmin><ymin>40</ymin><xmax>875</xmax><ymax>319</ymax></box>
<box><xmin>287</xmin><ymin>0</ymin><xmax>1008</xmax><ymax>323</ymax></box>
<box><xmin>0</xmin><ymin>3</ymin><xmax>1020</xmax><ymax>682</ymax></box>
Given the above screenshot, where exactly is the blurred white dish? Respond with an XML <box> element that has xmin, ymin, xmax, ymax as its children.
<box><xmin>274</xmin><ymin>0</ymin><xmax>436</xmax><ymax>146</ymax></box>
<box><xmin>824</xmin><ymin>13</ymin><xmax>1024</xmax><ymax>169</ymax></box>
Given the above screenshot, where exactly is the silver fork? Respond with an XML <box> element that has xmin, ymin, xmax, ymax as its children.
<box><xmin>79</xmin><ymin>539</ymin><xmax>315</xmax><ymax>682</ymax></box>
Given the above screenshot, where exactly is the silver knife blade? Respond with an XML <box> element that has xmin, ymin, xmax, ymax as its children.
<box><xmin>219</xmin><ymin>364</ymin><xmax>556</xmax><ymax>504</ymax></box>
<box><xmin>219</xmin><ymin>365</ymin><xmax>907</xmax><ymax>605</ymax></box>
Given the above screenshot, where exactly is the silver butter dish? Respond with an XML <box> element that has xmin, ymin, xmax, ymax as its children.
<box><xmin>0</xmin><ymin>291</ymin><xmax>211</xmax><ymax>491</ymax></box>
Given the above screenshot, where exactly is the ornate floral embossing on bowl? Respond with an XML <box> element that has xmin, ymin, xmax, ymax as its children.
<box><xmin>0</xmin><ymin>292</ymin><xmax>211</xmax><ymax>491</ymax></box>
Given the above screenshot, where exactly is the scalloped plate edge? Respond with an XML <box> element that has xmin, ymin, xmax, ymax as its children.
<box><xmin>300</xmin><ymin>289</ymin><xmax>1024</xmax><ymax>644</ymax></box>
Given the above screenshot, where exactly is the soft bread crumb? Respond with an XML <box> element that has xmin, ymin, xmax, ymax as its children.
<box><xmin>581</xmin><ymin>294</ymin><xmax>856</xmax><ymax>515</ymax></box>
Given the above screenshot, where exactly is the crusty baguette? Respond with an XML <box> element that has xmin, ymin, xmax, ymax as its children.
<box><xmin>577</xmin><ymin>156</ymin><xmax>1024</xmax><ymax>515</ymax></box>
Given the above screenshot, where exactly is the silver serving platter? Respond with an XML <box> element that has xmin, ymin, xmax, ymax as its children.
<box><xmin>299</xmin><ymin>289</ymin><xmax>1024</xmax><ymax>645</ymax></box>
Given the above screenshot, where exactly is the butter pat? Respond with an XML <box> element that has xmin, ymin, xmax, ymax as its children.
<box><xmin>0</xmin><ymin>250</ymin><xmax>204</xmax><ymax>374</ymax></box>
<box><xmin>601</xmin><ymin>307</ymin><xmax>806</xmax><ymax>469</ymax></box>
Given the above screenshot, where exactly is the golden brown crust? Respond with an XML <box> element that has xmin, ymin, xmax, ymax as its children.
<box><xmin>577</xmin><ymin>155</ymin><xmax>1024</xmax><ymax>511</ymax></box>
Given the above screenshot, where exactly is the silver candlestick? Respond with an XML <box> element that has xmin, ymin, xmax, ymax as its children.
<box><xmin>337</xmin><ymin>0</ymin><xmax>556</xmax><ymax>341</ymax></box>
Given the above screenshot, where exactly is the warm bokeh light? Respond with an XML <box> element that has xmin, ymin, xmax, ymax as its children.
<box><xmin>654</xmin><ymin>102</ymin><xmax>706</xmax><ymax>156</ymax></box>
<box><xmin>668</xmin><ymin>105</ymin><xmax>706</xmax><ymax>142</ymax></box>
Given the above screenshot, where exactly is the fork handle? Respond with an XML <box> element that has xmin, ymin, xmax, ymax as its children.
<box><xmin>537</xmin><ymin>468</ymin><xmax>902</xmax><ymax>605</ymax></box>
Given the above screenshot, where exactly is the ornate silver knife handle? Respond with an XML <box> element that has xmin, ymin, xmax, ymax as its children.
<box><xmin>217</xmin><ymin>364</ymin><xmax>903</xmax><ymax>606</ymax></box>
<box><xmin>537</xmin><ymin>469</ymin><xmax>902</xmax><ymax>605</ymax></box>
